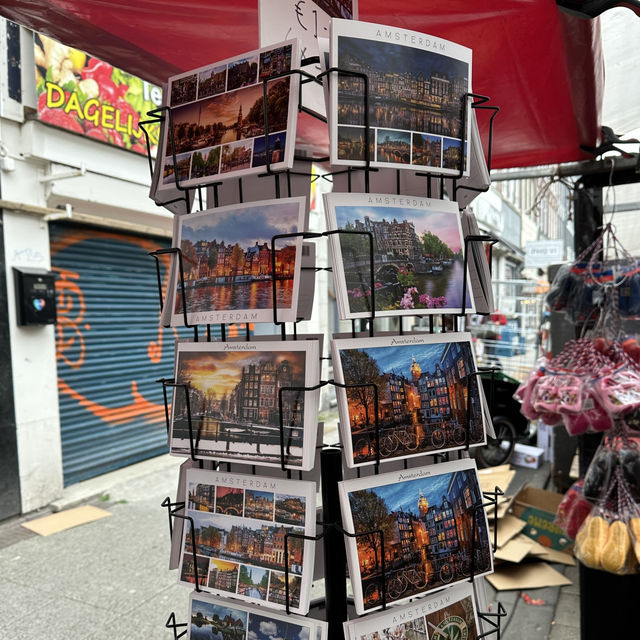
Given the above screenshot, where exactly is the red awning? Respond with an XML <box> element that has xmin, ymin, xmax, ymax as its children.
<box><xmin>0</xmin><ymin>0</ymin><xmax>604</xmax><ymax>169</ymax></box>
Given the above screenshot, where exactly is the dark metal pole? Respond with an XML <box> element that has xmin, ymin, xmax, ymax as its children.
<box><xmin>573</xmin><ymin>171</ymin><xmax>640</xmax><ymax>640</ymax></box>
<box><xmin>321</xmin><ymin>448</ymin><xmax>347</xmax><ymax>640</ymax></box>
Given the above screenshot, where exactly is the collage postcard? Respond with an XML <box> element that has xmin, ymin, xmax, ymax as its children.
<box><xmin>170</xmin><ymin>340</ymin><xmax>320</xmax><ymax>470</ymax></box>
<box><xmin>178</xmin><ymin>468</ymin><xmax>317</xmax><ymax>614</ymax></box>
<box><xmin>188</xmin><ymin>590</ymin><xmax>328</xmax><ymax>640</ymax></box>
<box><xmin>324</xmin><ymin>192</ymin><xmax>473</xmax><ymax>319</ymax></box>
<box><xmin>163</xmin><ymin>196</ymin><xmax>307</xmax><ymax>326</ymax></box>
<box><xmin>331</xmin><ymin>332</ymin><xmax>486</xmax><ymax>467</ymax></box>
<box><xmin>330</xmin><ymin>19</ymin><xmax>472</xmax><ymax>175</ymax></box>
<box><xmin>339</xmin><ymin>458</ymin><xmax>493</xmax><ymax>614</ymax></box>
<box><xmin>343</xmin><ymin>582</ymin><xmax>480</xmax><ymax>640</ymax></box>
<box><xmin>158</xmin><ymin>39</ymin><xmax>300</xmax><ymax>192</ymax></box>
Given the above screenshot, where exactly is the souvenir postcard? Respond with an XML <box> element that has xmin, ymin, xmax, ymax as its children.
<box><xmin>332</xmin><ymin>332</ymin><xmax>486</xmax><ymax>468</ymax></box>
<box><xmin>158</xmin><ymin>40</ymin><xmax>300</xmax><ymax>192</ymax></box>
<box><xmin>344</xmin><ymin>582</ymin><xmax>480</xmax><ymax>640</ymax></box>
<box><xmin>178</xmin><ymin>468</ymin><xmax>317</xmax><ymax>614</ymax></box>
<box><xmin>188</xmin><ymin>591</ymin><xmax>328</xmax><ymax>640</ymax></box>
<box><xmin>324</xmin><ymin>192</ymin><xmax>474</xmax><ymax>318</ymax></box>
<box><xmin>164</xmin><ymin>197</ymin><xmax>306</xmax><ymax>327</ymax></box>
<box><xmin>339</xmin><ymin>458</ymin><xmax>493</xmax><ymax>615</ymax></box>
<box><xmin>330</xmin><ymin>19</ymin><xmax>472</xmax><ymax>175</ymax></box>
<box><xmin>170</xmin><ymin>340</ymin><xmax>320</xmax><ymax>470</ymax></box>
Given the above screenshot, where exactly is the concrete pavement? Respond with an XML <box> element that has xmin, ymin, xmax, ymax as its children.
<box><xmin>0</xmin><ymin>453</ymin><xmax>580</xmax><ymax>639</ymax></box>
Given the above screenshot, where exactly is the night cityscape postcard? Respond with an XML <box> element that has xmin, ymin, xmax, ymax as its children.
<box><xmin>339</xmin><ymin>459</ymin><xmax>492</xmax><ymax>614</ymax></box>
<box><xmin>332</xmin><ymin>332</ymin><xmax>486</xmax><ymax>467</ymax></box>
<box><xmin>330</xmin><ymin>19</ymin><xmax>471</xmax><ymax>175</ymax></box>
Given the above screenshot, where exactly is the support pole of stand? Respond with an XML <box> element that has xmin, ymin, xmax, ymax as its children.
<box><xmin>321</xmin><ymin>448</ymin><xmax>347</xmax><ymax>640</ymax></box>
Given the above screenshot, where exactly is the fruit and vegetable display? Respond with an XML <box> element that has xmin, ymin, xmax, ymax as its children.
<box><xmin>34</xmin><ymin>33</ymin><xmax>161</xmax><ymax>154</ymax></box>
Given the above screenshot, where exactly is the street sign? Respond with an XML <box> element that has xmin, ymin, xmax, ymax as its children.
<box><xmin>525</xmin><ymin>239</ymin><xmax>564</xmax><ymax>268</ymax></box>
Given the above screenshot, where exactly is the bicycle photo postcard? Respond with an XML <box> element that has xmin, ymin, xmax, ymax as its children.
<box><xmin>343</xmin><ymin>581</ymin><xmax>480</xmax><ymax>640</ymax></box>
<box><xmin>338</xmin><ymin>458</ymin><xmax>493</xmax><ymax>615</ymax></box>
<box><xmin>331</xmin><ymin>332</ymin><xmax>487</xmax><ymax>468</ymax></box>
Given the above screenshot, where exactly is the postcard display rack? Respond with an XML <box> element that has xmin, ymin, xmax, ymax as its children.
<box><xmin>141</xmin><ymin>21</ymin><xmax>507</xmax><ymax>640</ymax></box>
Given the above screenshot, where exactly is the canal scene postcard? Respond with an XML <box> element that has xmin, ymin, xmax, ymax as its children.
<box><xmin>344</xmin><ymin>582</ymin><xmax>479</xmax><ymax>640</ymax></box>
<box><xmin>165</xmin><ymin>197</ymin><xmax>306</xmax><ymax>326</ymax></box>
<box><xmin>188</xmin><ymin>591</ymin><xmax>328</xmax><ymax>640</ymax></box>
<box><xmin>324</xmin><ymin>193</ymin><xmax>473</xmax><ymax>318</ymax></box>
<box><xmin>339</xmin><ymin>458</ymin><xmax>492</xmax><ymax>615</ymax></box>
<box><xmin>331</xmin><ymin>332</ymin><xmax>486</xmax><ymax>468</ymax></box>
<box><xmin>158</xmin><ymin>39</ymin><xmax>299</xmax><ymax>191</ymax></box>
<box><xmin>179</xmin><ymin>468</ymin><xmax>316</xmax><ymax>614</ymax></box>
<box><xmin>169</xmin><ymin>340</ymin><xmax>320</xmax><ymax>470</ymax></box>
<box><xmin>329</xmin><ymin>19</ymin><xmax>471</xmax><ymax>175</ymax></box>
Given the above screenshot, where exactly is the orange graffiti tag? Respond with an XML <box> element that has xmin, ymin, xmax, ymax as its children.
<box><xmin>58</xmin><ymin>379</ymin><xmax>165</xmax><ymax>425</ymax></box>
<box><xmin>51</xmin><ymin>228</ymin><xmax>172</xmax><ymax>428</ymax></box>
<box><xmin>53</xmin><ymin>267</ymin><xmax>87</xmax><ymax>369</ymax></box>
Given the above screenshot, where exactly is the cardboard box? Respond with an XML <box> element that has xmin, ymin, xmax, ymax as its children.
<box><xmin>506</xmin><ymin>442</ymin><xmax>545</xmax><ymax>469</ymax></box>
<box><xmin>511</xmin><ymin>485</ymin><xmax>572</xmax><ymax>551</ymax></box>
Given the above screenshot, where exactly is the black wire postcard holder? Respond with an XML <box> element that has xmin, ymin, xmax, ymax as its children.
<box><xmin>144</xmin><ymin>59</ymin><xmax>506</xmax><ymax>640</ymax></box>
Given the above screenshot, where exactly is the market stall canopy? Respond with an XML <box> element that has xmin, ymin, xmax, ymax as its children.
<box><xmin>0</xmin><ymin>0</ymin><xmax>605</xmax><ymax>169</ymax></box>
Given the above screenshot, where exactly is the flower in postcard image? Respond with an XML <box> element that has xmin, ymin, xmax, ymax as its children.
<box><xmin>334</xmin><ymin>203</ymin><xmax>471</xmax><ymax>315</ymax></box>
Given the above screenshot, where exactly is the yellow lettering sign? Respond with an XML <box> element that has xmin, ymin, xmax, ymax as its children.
<box><xmin>46</xmin><ymin>82</ymin><xmax>65</xmax><ymax>108</ymax></box>
<box><xmin>101</xmin><ymin>105</ymin><xmax>114</xmax><ymax>128</ymax></box>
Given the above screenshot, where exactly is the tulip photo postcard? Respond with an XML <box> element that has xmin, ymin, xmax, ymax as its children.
<box><xmin>178</xmin><ymin>468</ymin><xmax>317</xmax><ymax>614</ymax></box>
<box><xmin>188</xmin><ymin>591</ymin><xmax>328</xmax><ymax>640</ymax></box>
<box><xmin>331</xmin><ymin>332</ymin><xmax>486</xmax><ymax>468</ymax></box>
<box><xmin>324</xmin><ymin>192</ymin><xmax>474</xmax><ymax>319</ymax></box>
<box><xmin>158</xmin><ymin>39</ymin><xmax>300</xmax><ymax>192</ymax></box>
<box><xmin>329</xmin><ymin>19</ymin><xmax>472</xmax><ymax>175</ymax></box>
<box><xmin>339</xmin><ymin>458</ymin><xmax>493</xmax><ymax>614</ymax></box>
<box><xmin>343</xmin><ymin>582</ymin><xmax>480</xmax><ymax>640</ymax></box>
<box><xmin>169</xmin><ymin>339</ymin><xmax>320</xmax><ymax>470</ymax></box>
<box><xmin>163</xmin><ymin>196</ymin><xmax>306</xmax><ymax>327</ymax></box>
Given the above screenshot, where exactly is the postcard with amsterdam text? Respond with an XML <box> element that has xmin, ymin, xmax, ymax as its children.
<box><xmin>188</xmin><ymin>591</ymin><xmax>328</xmax><ymax>640</ymax></box>
<box><xmin>179</xmin><ymin>468</ymin><xmax>317</xmax><ymax>615</ymax></box>
<box><xmin>170</xmin><ymin>340</ymin><xmax>320</xmax><ymax>470</ymax></box>
<box><xmin>332</xmin><ymin>332</ymin><xmax>486</xmax><ymax>468</ymax></box>
<box><xmin>344</xmin><ymin>582</ymin><xmax>480</xmax><ymax>640</ymax></box>
<box><xmin>339</xmin><ymin>458</ymin><xmax>493</xmax><ymax>615</ymax></box>
<box><xmin>325</xmin><ymin>192</ymin><xmax>474</xmax><ymax>319</ymax></box>
<box><xmin>165</xmin><ymin>197</ymin><xmax>306</xmax><ymax>326</ymax></box>
<box><xmin>330</xmin><ymin>19</ymin><xmax>472</xmax><ymax>175</ymax></box>
<box><xmin>158</xmin><ymin>40</ymin><xmax>299</xmax><ymax>192</ymax></box>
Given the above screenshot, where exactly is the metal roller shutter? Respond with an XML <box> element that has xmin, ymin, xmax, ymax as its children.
<box><xmin>49</xmin><ymin>223</ymin><xmax>180</xmax><ymax>486</ymax></box>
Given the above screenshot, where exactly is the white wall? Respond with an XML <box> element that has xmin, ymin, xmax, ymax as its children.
<box><xmin>2</xmin><ymin>210</ymin><xmax>63</xmax><ymax>511</ymax></box>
